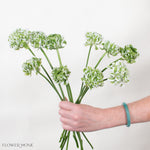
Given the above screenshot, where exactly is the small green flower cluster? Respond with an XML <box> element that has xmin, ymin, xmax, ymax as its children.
<box><xmin>85</xmin><ymin>32</ymin><xmax>103</xmax><ymax>50</ymax></box>
<box><xmin>29</xmin><ymin>31</ymin><xmax>46</xmax><ymax>48</ymax></box>
<box><xmin>45</xmin><ymin>34</ymin><xmax>67</xmax><ymax>50</ymax></box>
<box><xmin>81</xmin><ymin>66</ymin><xmax>104</xmax><ymax>89</ymax></box>
<box><xmin>22</xmin><ymin>57</ymin><xmax>42</xmax><ymax>75</ymax></box>
<box><xmin>52</xmin><ymin>66</ymin><xmax>71</xmax><ymax>85</ymax></box>
<box><xmin>84</xmin><ymin>32</ymin><xmax>139</xmax><ymax>88</ymax></box>
<box><xmin>109</xmin><ymin>61</ymin><xmax>129</xmax><ymax>86</ymax></box>
<box><xmin>120</xmin><ymin>44</ymin><xmax>139</xmax><ymax>64</ymax></box>
<box><xmin>8</xmin><ymin>28</ymin><xmax>30</xmax><ymax>50</ymax></box>
<box><xmin>102</xmin><ymin>41</ymin><xmax>120</xmax><ymax>56</ymax></box>
<box><xmin>85</xmin><ymin>32</ymin><xmax>139</xmax><ymax>64</ymax></box>
<box><xmin>8</xmin><ymin>29</ymin><xmax>66</xmax><ymax>50</ymax></box>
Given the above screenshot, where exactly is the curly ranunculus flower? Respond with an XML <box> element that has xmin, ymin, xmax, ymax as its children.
<box><xmin>81</xmin><ymin>66</ymin><xmax>104</xmax><ymax>89</ymax></box>
<box><xmin>101</xmin><ymin>40</ymin><xmax>120</xmax><ymax>56</ymax></box>
<box><xmin>22</xmin><ymin>62</ymin><xmax>33</xmax><ymax>76</ymax></box>
<box><xmin>109</xmin><ymin>61</ymin><xmax>129</xmax><ymax>86</ymax></box>
<box><xmin>44</xmin><ymin>34</ymin><xmax>67</xmax><ymax>50</ymax></box>
<box><xmin>85</xmin><ymin>32</ymin><xmax>103</xmax><ymax>50</ymax></box>
<box><xmin>22</xmin><ymin>57</ymin><xmax>42</xmax><ymax>75</ymax></box>
<box><xmin>8</xmin><ymin>28</ymin><xmax>30</xmax><ymax>50</ymax></box>
<box><xmin>52</xmin><ymin>65</ymin><xmax>70</xmax><ymax>85</ymax></box>
<box><xmin>29</xmin><ymin>31</ymin><xmax>47</xmax><ymax>48</ymax></box>
<box><xmin>120</xmin><ymin>44</ymin><xmax>139</xmax><ymax>64</ymax></box>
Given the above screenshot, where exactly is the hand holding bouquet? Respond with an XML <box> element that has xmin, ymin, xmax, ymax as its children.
<box><xmin>8</xmin><ymin>29</ymin><xmax>139</xmax><ymax>149</ymax></box>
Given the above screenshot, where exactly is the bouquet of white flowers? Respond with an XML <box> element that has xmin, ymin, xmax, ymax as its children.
<box><xmin>8</xmin><ymin>29</ymin><xmax>139</xmax><ymax>150</ymax></box>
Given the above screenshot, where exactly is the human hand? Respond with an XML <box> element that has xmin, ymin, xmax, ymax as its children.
<box><xmin>59</xmin><ymin>100</ymin><xmax>104</xmax><ymax>132</ymax></box>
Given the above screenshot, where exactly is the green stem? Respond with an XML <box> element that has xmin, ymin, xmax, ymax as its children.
<box><xmin>56</xmin><ymin>48</ymin><xmax>63</xmax><ymax>66</ymax></box>
<box><xmin>59</xmin><ymin>83</ymin><xmax>66</xmax><ymax>101</ymax></box>
<box><xmin>28</xmin><ymin>47</ymin><xmax>36</xmax><ymax>56</ymax></box>
<box><xmin>67</xmin><ymin>83</ymin><xmax>74</xmax><ymax>103</ymax></box>
<box><xmin>38</xmin><ymin>50</ymin><xmax>63</xmax><ymax>99</ymax></box>
<box><xmin>75</xmin><ymin>86</ymin><xmax>88</xmax><ymax>104</ymax></box>
<box><xmin>55</xmin><ymin>48</ymin><xmax>69</xmax><ymax>103</ymax></box>
<box><xmin>38</xmin><ymin>72</ymin><xmax>63</xmax><ymax>100</ymax></box>
<box><xmin>27</xmin><ymin>47</ymin><xmax>63</xmax><ymax>101</ymax></box>
<box><xmin>40</xmin><ymin>47</ymin><xmax>53</xmax><ymax>69</ymax></box>
<box><xmin>94</xmin><ymin>52</ymin><xmax>107</xmax><ymax>69</ymax></box>
<box><xmin>66</xmin><ymin>131</ymin><xmax>70</xmax><ymax>150</ymax></box>
<box><xmin>102</xmin><ymin>57</ymin><xmax>123</xmax><ymax>72</ymax></box>
<box><xmin>41</xmin><ymin>65</ymin><xmax>63</xmax><ymax>101</ymax></box>
<box><xmin>75</xmin><ymin>85</ymin><xmax>85</xmax><ymax>104</ymax></box>
<box><xmin>60</xmin><ymin>131</ymin><xmax>69</xmax><ymax>150</ymax></box>
<box><xmin>78</xmin><ymin>87</ymin><xmax>89</xmax><ymax>104</ymax></box>
<box><xmin>77</xmin><ymin>45</ymin><xmax>92</xmax><ymax>105</ymax></box>
<box><xmin>73</xmin><ymin>131</ymin><xmax>79</xmax><ymax>148</ymax></box>
<box><xmin>59</xmin><ymin>130</ymin><xmax>65</xmax><ymax>143</ymax></box>
<box><xmin>86</xmin><ymin>45</ymin><xmax>92</xmax><ymax>67</ymax></box>
<box><xmin>66</xmin><ymin>84</ymin><xmax>73</xmax><ymax>103</ymax></box>
<box><xmin>81</xmin><ymin>132</ymin><xmax>93</xmax><ymax>149</ymax></box>
<box><xmin>76</xmin><ymin>132</ymin><xmax>83</xmax><ymax>150</ymax></box>
<box><xmin>60</xmin><ymin>131</ymin><xmax>67</xmax><ymax>148</ymax></box>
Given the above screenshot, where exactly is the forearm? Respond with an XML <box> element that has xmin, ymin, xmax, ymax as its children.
<box><xmin>128</xmin><ymin>95</ymin><xmax>150</xmax><ymax>124</ymax></box>
<box><xmin>101</xmin><ymin>96</ymin><xmax>150</xmax><ymax>130</ymax></box>
<box><xmin>99</xmin><ymin>105</ymin><xmax>126</xmax><ymax>129</ymax></box>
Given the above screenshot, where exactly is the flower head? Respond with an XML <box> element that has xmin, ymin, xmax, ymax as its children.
<box><xmin>8</xmin><ymin>28</ymin><xmax>30</xmax><ymax>50</ymax></box>
<box><xmin>120</xmin><ymin>44</ymin><xmax>139</xmax><ymax>64</ymax></box>
<box><xmin>81</xmin><ymin>66</ymin><xmax>104</xmax><ymax>89</ymax></box>
<box><xmin>101</xmin><ymin>40</ymin><xmax>120</xmax><ymax>56</ymax></box>
<box><xmin>44</xmin><ymin>34</ymin><xmax>67</xmax><ymax>50</ymax></box>
<box><xmin>52</xmin><ymin>65</ymin><xmax>70</xmax><ymax>85</ymax></box>
<box><xmin>85</xmin><ymin>32</ymin><xmax>103</xmax><ymax>50</ymax></box>
<box><xmin>29</xmin><ymin>31</ymin><xmax>47</xmax><ymax>48</ymax></box>
<box><xmin>22</xmin><ymin>57</ymin><xmax>42</xmax><ymax>75</ymax></box>
<box><xmin>22</xmin><ymin>62</ymin><xmax>33</xmax><ymax>76</ymax></box>
<box><xmin>109</xmin><ymin>61</ymin><xmax>129</xmax><ymax>86</ymax></box>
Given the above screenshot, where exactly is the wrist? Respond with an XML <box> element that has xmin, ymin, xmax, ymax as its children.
<box><xmin>97</xmin><ymin>105</ymin><xmax>127</xmax><ymax>130</ymax></box>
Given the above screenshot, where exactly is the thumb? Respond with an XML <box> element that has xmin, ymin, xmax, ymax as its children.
<box><xmin>64</xmin><ymin>96</ymin><xmax>68</xmax><ymax>101</ymax></box>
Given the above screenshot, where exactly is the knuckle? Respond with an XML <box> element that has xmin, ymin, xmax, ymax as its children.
<box><xmin>62</xmin><ymin>124</ymin><xmax>69</xmax><ymax>131</ymax></box>
<box><xmin>62</xmin><ymin>124</ymin><xmax>66</xmax><ymax>130</ymax></box>
<box><xmin>73</xmin><ymin>121</ymin><xmax>79</xmax><ymax>127</ymax></box>
<box><xmin>73</xmin><ymin>115</ymin><xmax>80</xmax><ymax>121</ymax></box>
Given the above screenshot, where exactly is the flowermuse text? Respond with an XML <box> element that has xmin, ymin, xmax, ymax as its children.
<box><xmin>2</xmin><ymin>143</ymin><xmax>33</xmax><ymax>148</ymax></box>
<box><xmin>8</xmin><ymin>29</ymin><xmax>139</xmax><ymax>150</ymax></box>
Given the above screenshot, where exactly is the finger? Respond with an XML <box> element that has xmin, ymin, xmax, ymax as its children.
<box><xmin>60</xmin><ymin>117</ymin><xmax>74</xmax><ymax>126</ymax></box>
<box><xmin>59</xmin><ymin>109</ymin><xmax>73</xmax><ymax>119</ymax></box>
<box><xmin>65</xmin><ymin>97</ymin><xmax>68</xmax><ymax>101</ymax></box>
<box><xmin>62</xmin><ymin>123</ymin><xmax>84</xmax><ymax>132</ymax></box>
<box><xmin>59</xmin><ymin>101</ymin><xmax>75</xmax><ymax>111</ymax></box>
<box><xmin>62</xmin><ymin>124</ymin><xmax>74</xmax><ymax>131</ymax></box>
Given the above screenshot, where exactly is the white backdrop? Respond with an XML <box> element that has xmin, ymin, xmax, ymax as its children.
<box><xmin>0</xmin><ymin>0</ymin><xmax>150</xmax><ymax>149</ymax></box>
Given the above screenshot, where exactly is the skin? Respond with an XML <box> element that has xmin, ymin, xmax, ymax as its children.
<box><xmin>59</xmin><ymin>96</ymin><xmax>150</xmax><ymax>132</ymax></box>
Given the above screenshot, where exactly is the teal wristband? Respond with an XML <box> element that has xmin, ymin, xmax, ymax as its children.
<box><xmin>122</xmin><ymin>102</ymin><xmax>131</xmax><ymax>127</ymax></box>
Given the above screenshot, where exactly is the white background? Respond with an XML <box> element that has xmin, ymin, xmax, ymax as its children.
<box><xmin>0</xmin><ymin>0</ymin><xmax>150</xmax><ymax>149</ymax></box>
